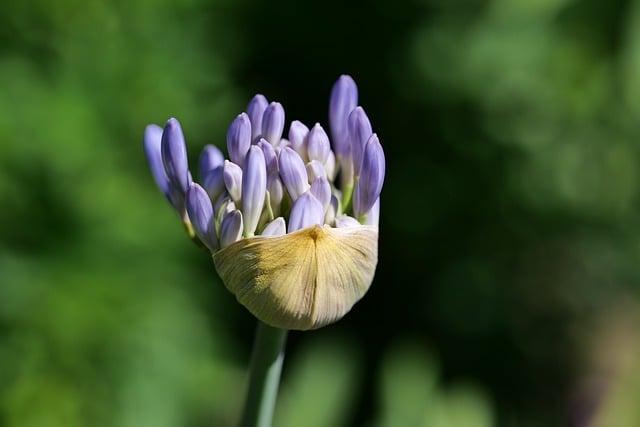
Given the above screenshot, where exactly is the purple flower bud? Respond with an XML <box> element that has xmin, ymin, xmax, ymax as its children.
<box><xmin>242</xmin><ymin>146</ymin><xmax>267</xmax><ymax>236</ymax></box>
<box><xmin>220</xmin><ymin>210</ymin><xmax>244</xmax><ymax>248</ymax></box>
<box><xmin>306</xmin><ymin>160</ymin><xmax>326</xmax><ymax>182</ymax></box>
<box><xmin>278</xmin><ymin>146</ymin><xmax>310</xmax><ymax>200</ymax></box>
<box><xmin>288</xmin><ymin>120</ymin><xmax>309</xmax><ymax>161</ymax></box>
<box><xmin>257</xmin><ymin>138</ymin><xmax>278</xmax><ymax>175</ymax></box>
<box><xmin>325</xmin><ymin>151</ymin><xmax>337</xmax><ymax>181</ymax></box>
<box><xmin>186</xmin><ymin>183</ymin><xmax>218</xmax><ymax>251</ymax></box>
<box><xmin>143</xmin><ymin>124</ymin><xmax>170</xmax><ymax>196</ymax></box>
<box><xmin>353</xmin><ymin>134</ymin><xmax>385</xmax><ymax>217</ymax></box>
<box><xmin>227</xmin><ymin>113</ymin><xmax>252</xmax><ymax>167</ymax></box>
<box><xmin>310</xmin><ymin>176</ymin><xmax>331</xmax><ymax>211</ymax></box>
<box><xmin>348</xmin><ymin>107</ymin><xmax>373</xmax><ymax>176</ymax></box>
<box><xmin>329</xmin><ymin>75</ymin><xmax>358</xmax><ymax>157</ymax></box>
<box><xmin>202</xmin><ymin>166</ymin><xmax>224</xmax><ymax>202</ymax></box>
<box><xmin>306</xmin><ymin>123</ymin><xmax>331</xmax><ymax>163</ymax></box>
<box><xmin>324</xmin><ymin>194</ymin><xmax>340</xmax><ymax>225</ymax></box>
<box><xmin>198</xmin><ymin>144</ymin><xmax>224</xmax><ymax>182</ymax></box>
<box><xmin>268</xmin><ymin>175</ymin><xmax>284</xmax><ymax>216</ymax></box>
<box><xmin>247</xmin><ymin>94</ymin><xmax>268</xmax><ymax>140</ymax></box>
<box><xmin>262</xmin><ymin>102</ymin><xmax>285</xmax><ymax>145</ymax></box>
<box><xmin>161</xmin><ymin>118</ymin><xmax>190</xmax><ymax>194</ymax></box>
<box><xmin>214</xmin><ymin>193</ymin><xmax>235</xmax><ymax>217</ymax></box>
<box><xmin>288</xmin><ymin>192</ymin><xmax>324</xmax><ymax>233</ymax></box>
<box><xmin>278</xmin><ymin>139</ymin><xmax>290</xmax><ymax>149</ymax></box>
<box><xmin>261</xmin><ymin>217</ymin><xmax>286</xmax><ymax>237</ymax></box>
<box><xmin>365</xmin><ymin>197</ymin><xmax>380</xmax><ymax>227</ymax></box>
<box><xmin>199</xmin><ymin>145</ymin><xmax>225</xmax><ymax>201</ymax></box>
<box><xmin>223</xmin><ymin>160</ymin><xmax>243</xmax><ymax>204</ymax></box>
<box><xmin>335</xmin><ymin>215</ymin><xmax>361</xmax><ymax>228</ymax></box>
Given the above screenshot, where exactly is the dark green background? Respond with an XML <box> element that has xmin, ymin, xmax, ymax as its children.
<box><xmin>2</xmin><ymin>0</ymin><xmax>640</xmax><ymax>425</ymax></box>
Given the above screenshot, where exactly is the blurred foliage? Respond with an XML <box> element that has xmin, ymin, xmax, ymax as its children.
<box><xmin>274</xmin><ymin>337</ymin><xmax>361</xmax><ymax>427</ymax></box>
<box><xmin>2</xmin><ymin>0</ymin><xmax>640</xmax><ymax>425</ymax></box>
<box><xmin>589</xmin><ymin>306</ymin><xmax>640</xmax><ymax>427</ymax></box>
<box><xmin>376</xmin><ymin>343</ymin><xmax>493</xmax><ymax>427</ymax></box>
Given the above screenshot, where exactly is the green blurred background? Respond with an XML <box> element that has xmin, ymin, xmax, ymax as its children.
<box><xmin>2</xmin><ymin>0</ymin><xmax>640</xmax><ymax>425</ymax></box>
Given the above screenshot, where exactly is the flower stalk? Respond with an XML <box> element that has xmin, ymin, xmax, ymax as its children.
<box><xmin>240</xmin><ymin>321</ymin><xmax>288</xmax><ymax>427</ymax></box>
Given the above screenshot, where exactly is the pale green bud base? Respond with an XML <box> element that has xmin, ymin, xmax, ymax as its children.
<box><xmin>341</xmin><ymin>182</ymin><xmax>354</xmax><ymax>215</ymax></box>
<box><xmin>182</xmin><ymin>211</ymin><xmax>196</xmax><ymax>239</ymax></box>
<box><xmin>240</xmin><ymin>321</ymin><xmax>288</xmax><ymax>427</ymax></box>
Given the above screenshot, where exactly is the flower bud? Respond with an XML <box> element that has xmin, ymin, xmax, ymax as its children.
<box><xmin>214</xmin><ymin>193</ymin><xmax>235</xmax><ymax>218</ymax></box>
<box><xmin>202</xmin><ymin>166</ymin><xmax>224</xmax><ymax>202</ymax></box>
<box><xmin>306</xmin><ymin>160</ymin><xmax>326</xmax><ymax>182</ymax></box>
<box><xmin>199</xmin><ymin>145</ymin><xmax>225</xmax><ymax>201</ymax></box>
<box><xmin>161</xmin><ymin>118</ymin><xmax>190</xmax><ymax>194</ymax></box>
<box><xmin>220</xmin><ymin>210</ymin><xmax>243</xmax><ymax>248</ymax></box>
<box><xmin>223</xmin><ymin>160</ymin><xmax>243</xmax><ymax>205</ymax></box>
<box><xmin>198</xmin><ymin>144</ymin><xmax>224</xmax><ymax>182</ymax></box>
<box><xmin>353</xmin><ymin>134</ymin><xmax>385</xmax><ymax>217</ymax></box>
<box><xmin>278</xmin><ymin>146</ymin><xmax>309</xmax><ymax>201</ymax></box>
<box><xmin>365</xmin><ymin>197</ymin><xmax>380</xmax><ymax>228</ymax></box>
<box><xmin>268</xmin><ymin>175</ymin><xmax>284</xmax><ymax>217</ymax></box>
<box><xmin>186</xmin><ymin>183</ymin><xmax>218</xmax><ymax>251</ymax></box>
<box><xmin>288</xmin><ymin>192</ymin><xmax>324</xmax><ymax>232</ymax></box>
<box><xmin>306</xmin><ymin>123</ymin><xmax>330</xmax><ymax>163</ymax></box>
<box><xmin>325</xmin><ymin>151</ymin><xmax>337</xmax><ymax>181</ymax></box>
<box><xmin>329</xmin><ymin>75</ymin><xmax>358</xmax><ymax>158</ymax></box>
<box><xmin>262</xmin><ymin>102</ymin><xmax>285</xmax><ymax>145</ymax></box>
<box><xmin>288</xmin><ymin>120</ymin><xmax>309</xmax><ymax>161</ymax></box>
<box><xmin>227</xmin><ymin>113</ymin><xmax>252</xmax><ymax>167</ymax></box>
<box><xmin>143</xmin><ymin>124</ymin><xmax>170</xmax><ymax>197</ymax></box>
<box><xmin>257</xmin><ymin>138</ymin><xmax>278</xmax><ymax>175</ymax></box>
<box><xmin>247</xmin><ymin>94</ymin><xmax>268</xmax><ymax>141</ymax></box>
<box><xmin>348</xmin><ymin>107</ymin><xmax>372</xmax><ymax>176</ymax></box>
<box><xmin>278</xmin><ymin>138</ymin><xmax>290</xmax><ymax>149</ymax></box>
<box><xmin>324</xmin><ymin>194</ymin><xmax>340</xmax><ymax>226</ymax></box>
<box><xmin>242</xmin><ymin>146</ymin><xmax>267</xmax><ymax>237</ymax></box>
<box><xmin>310</xmin><ymin>176</ymin><xmax>331</xmax><ymax>211</ymax></box>
<box><xmin>261</xmin><ymin>217</ymin><xmax>286</xmax><ymax>237</ymax></box>
<box><xmin>335</xmin><ymin>215</ymin><xmax>361</xmax><ymax>228</ymax></box>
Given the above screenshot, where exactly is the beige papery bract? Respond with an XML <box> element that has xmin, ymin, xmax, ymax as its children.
<box><xmin>213</xmin><ymin>224</ymin><xmax>378</xmax><ymax>330</ymax></box>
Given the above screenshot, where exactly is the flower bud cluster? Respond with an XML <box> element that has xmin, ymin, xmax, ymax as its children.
<box><xmin>143</xmin><ymin>75</ymin><xmax>385</xmax><ymax>252</ymax></box>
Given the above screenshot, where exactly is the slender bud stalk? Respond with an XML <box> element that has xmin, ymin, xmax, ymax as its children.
<box><xmin>240</xmin><ymin>322</ymin><xmax>287</xmax><ymax>427</ymax></box>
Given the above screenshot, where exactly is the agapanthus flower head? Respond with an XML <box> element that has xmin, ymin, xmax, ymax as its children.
<box><xmin>143</xmin><ymin>75</ymin><xmax>385</xmax><ymax>330</ymax></box>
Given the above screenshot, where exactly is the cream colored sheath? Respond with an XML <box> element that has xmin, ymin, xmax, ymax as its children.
<box><xmin>213</xmin><ymin>224</ymin><xmax>378</xmax><ymax>330</ymax></box>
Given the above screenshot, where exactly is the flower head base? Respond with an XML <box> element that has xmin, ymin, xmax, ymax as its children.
<box><xmin>143</xmin><ymin>75</ymin><xmax>385</xmax><ymax>330</ymax></box>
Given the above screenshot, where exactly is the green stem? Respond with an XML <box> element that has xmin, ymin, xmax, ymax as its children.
<box><xmin>240</xmin><ymin>321</ymin><xmax>288</xmax><ymax>427</ymax></box>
